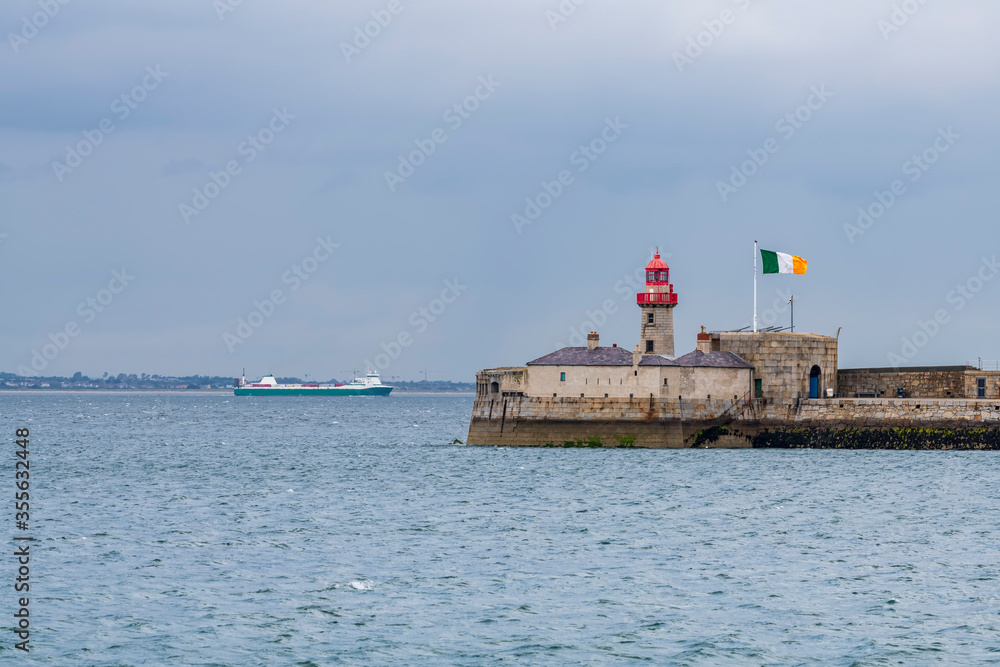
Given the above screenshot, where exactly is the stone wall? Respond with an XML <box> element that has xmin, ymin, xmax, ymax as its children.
<box><xmin>467</xmin><ymin>393</ymin><xmax>1000</xmax><ymax>450</ymax></box>
<box><xmin>519</xmin><ymin>364</ymin><xmax>664</xmax><ymax>400</ymax></box>
<box><xmin>838</xmin><ymin>367</ymin><xmax>1000</xmax><ymax>399</ymax></box>
<box><xmin>743</xmin><ymin>397</ymin><xmax>1000</xmax><ymax>450</ymax></box>
<box><xmin>467</xmin><ymin>393</ymin><xmax>750</xmax><ymax>448</ymax></box>
<box><xmin>676</xmin><ymin>366</ymin><xmax>750</xmax><ymax>402</ymax></box>
<box><xmin>478</xmin><ymin>364</ymin><xmax>751</xmax><ymax>402</ymax></box>
<box><xmin>790</xmin><ymin>397</ymin><xmax>1000</xmax><ymax>426</ymax></box>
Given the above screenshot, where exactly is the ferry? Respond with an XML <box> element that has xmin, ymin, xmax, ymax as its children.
<box><xmin>234</xmin><ymin>371</ymin><xmax>393</xmax><ymax>396</ymax></box>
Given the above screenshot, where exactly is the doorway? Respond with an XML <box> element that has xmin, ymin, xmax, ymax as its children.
<box><xmin>809</xmin><ymin>365</ymin><xmax>821</xmax><ymax>399</ymax></box>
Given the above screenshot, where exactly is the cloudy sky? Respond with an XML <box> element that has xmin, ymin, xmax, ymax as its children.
<box><xmin>2</xmin><ymin>0</ymin><xmax>999</xmax><ymax>381</ymax></box>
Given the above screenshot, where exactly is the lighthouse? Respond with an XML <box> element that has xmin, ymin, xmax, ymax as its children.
<box><xmin>637</xmin><ymin>248</ymin><xmax>677</xmax><ymax>357</ymax></box>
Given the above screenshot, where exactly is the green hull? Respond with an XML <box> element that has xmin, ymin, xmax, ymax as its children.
<box><xmin>234</xmin><ymin>386</ymin><xmax>392</xmax><ymax>396</ymax></box>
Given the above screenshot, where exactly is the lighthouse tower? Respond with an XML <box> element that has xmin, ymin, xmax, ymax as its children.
<box><xmin>637</xmin><ymin>248</ymin><xmax>678</xmax><ymax>357</ymax></box>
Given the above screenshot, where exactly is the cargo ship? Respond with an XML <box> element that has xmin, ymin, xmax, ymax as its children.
<box><xmin>234</xmin><ymin>371</ymin><xmax>393</xmax><ymax>396</ymax></box>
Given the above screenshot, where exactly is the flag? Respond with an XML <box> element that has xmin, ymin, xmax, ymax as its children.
<box><xmin>760</xmin><ymin>249</ymin><xmax>807</xmax><ymax>275</ymax></box>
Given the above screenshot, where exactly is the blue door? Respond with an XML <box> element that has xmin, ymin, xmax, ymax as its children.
<box><xmin>809</xmin><ymin>365</ymin><xmax>822</xmax><ymax>398</ymax></box>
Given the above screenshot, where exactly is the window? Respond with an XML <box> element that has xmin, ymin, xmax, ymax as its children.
<box><xmin>645</xmin><ymin>340</ymin><xmax>654</xmax><ymax>353</ymax></box>
<box><xmin>663</xmin><ymin>378</ymin><xmax>668</xmax><ymax>386</ymax></box>
<box><xmin>646</xmin><ymin>269</ymin><xmax>669</xmax><ymax>283</ymax></box>
<box><xmin>560</xmin><ymin>372</ymin><xmax>566</xmax><ymax>382</ymax></box>
<box><xmin>647</xmin><ymin>313</ymin><xmax>654</xmax><ymax>324</ymax></box>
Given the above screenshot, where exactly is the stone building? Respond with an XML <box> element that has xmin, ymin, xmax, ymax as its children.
<box><xmin>513</xmin><ymin>337</ymin><xmax>753</xmax><ymax>402</ymax></box>
<box><xmin>698</xmin><ymin>330</ymin><xmax>839</xmax><ymax>403</ymax></box>
<box><xmin>474</xmin><ymin>250</ymin><xmax>808</xmax><ymax>408</ymax></box>
<box><xmin>467</xmin><ymin>247</ymin><xmax>1000</xmax><ymax>448</ymax></box>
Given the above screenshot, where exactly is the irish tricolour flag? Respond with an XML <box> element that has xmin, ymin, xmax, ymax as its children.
<box><xmin>760</xmin><ymin>249</ymin><xmax>807</xmax><ymax>275</ymax></box>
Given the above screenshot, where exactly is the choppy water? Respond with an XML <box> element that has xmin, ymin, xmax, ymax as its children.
<box><xmin>2</xmin><ymin>392</ymin><xmax>999</xmax><ymax>665</ymax></box>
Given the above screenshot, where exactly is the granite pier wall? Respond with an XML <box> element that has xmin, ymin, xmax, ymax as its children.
<box><xmin>467</xmin><ymin>395</ymin><xmax>1000</xmax><ymax>450</ymax></box>
<box><xmin>467</xmin><ymin>395</ymin><xmax>751</xmax><ymax>448</ymax></box>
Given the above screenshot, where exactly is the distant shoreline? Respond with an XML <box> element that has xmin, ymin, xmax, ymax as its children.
<box><xmin>0</xmin><ymin>389</ymin><xmax>232</xmax><ymax>395</ymax></box>
<box><xmin>0</xmin><ymin>389</ymin><xmax>475</xmax><ymax>396</ymax></box>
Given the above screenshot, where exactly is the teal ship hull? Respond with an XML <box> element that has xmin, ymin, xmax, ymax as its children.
<box><xmin>234</xmin><ymin>386</ymin><xmax>392</xmax><ymax>397</ymax></box>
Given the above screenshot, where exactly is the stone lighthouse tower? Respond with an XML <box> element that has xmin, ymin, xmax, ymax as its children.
<box><xmin>637</xmin><ymin>248</ymin><xmax>677</xmax><ymax>357</ymax></box>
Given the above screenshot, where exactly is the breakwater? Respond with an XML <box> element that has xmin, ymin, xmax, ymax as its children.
<box><xmin>467</xmin><ymin>395</ymin><xmax>1000</xmax><ymax>449</ymax></box>
<box><xmin>467</xmin><ymin>395</ymin><xmax>753</xmax><ymax>449</ymax></box>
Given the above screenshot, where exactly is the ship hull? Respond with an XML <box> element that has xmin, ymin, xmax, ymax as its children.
<box><xmin>234</xmin><ymin>386</ymin><xmax>393</xmax><ymax>397</ymax></box>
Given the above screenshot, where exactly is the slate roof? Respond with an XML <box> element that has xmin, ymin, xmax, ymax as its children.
<box><xmin>526</xmin><ymin>347</ymin><xmax>752</xmax><ymax>369</ymax></box>
<box><xmin>527</xmin><ymin>347</ymin><xmax>634</xmax><ymax>366</ymax></box>
<box><xmin>639</xmin><ymin>355</ymin><xmax>677</xmax><ymax>366</ymax></box>
<box><xmin>673</xmin><ymin>350</ymin><xmax>754</xmax><ymax>369</ymax></box>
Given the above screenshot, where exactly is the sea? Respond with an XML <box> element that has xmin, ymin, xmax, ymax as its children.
<box><xmin>2</xmin><ymin>392</ymin><xmax>999</xmax><ymax>665</ymax></box>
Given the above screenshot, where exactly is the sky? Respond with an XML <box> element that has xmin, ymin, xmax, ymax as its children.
<box><xmin>2</xmin><ymin>0</ymin><xmax>999</xmax><ymax>381</ymax></box>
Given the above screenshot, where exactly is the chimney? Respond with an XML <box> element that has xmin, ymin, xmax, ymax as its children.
<box><xmin>587</xmin><ymin>331</ymin><xmax>599</xmax><ymax>351</ymax></box>
<box><xmin>697</xmin><ymin>325</ymin><xmax>711</xmax><ymax>353</ymax></box>
<box><xmin>633</xmin><ymin>343</ymin><xmax>641</xmax><ymax>366</ymax></box>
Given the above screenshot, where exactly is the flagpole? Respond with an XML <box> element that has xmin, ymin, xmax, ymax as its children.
<box><xmin>753</xmin><ymin>240</ymin><xmax>758</xmax><ymax>333</ymax></box>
